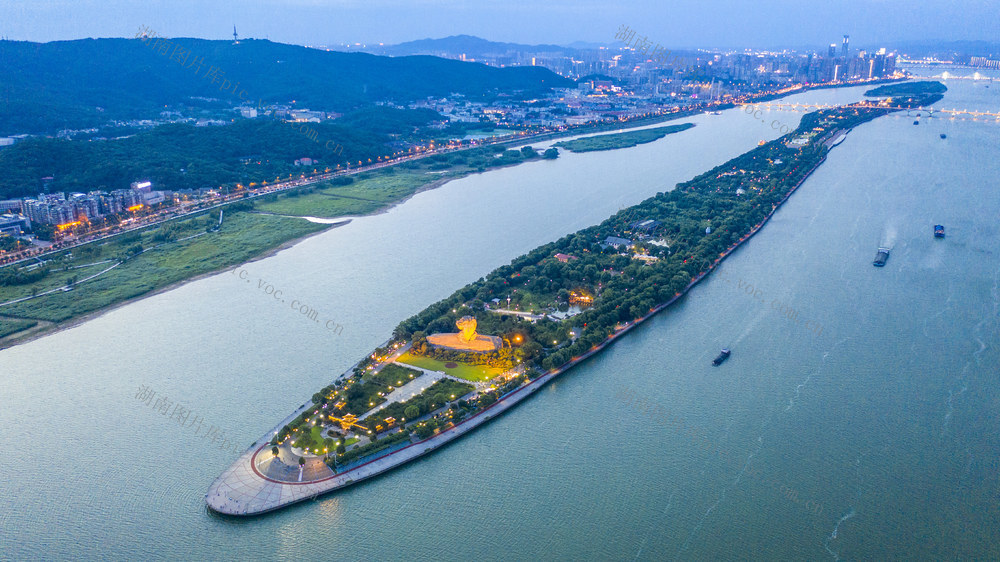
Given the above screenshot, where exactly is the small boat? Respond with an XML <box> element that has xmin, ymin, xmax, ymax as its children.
<box><xmin>934</xmin><ymin>225</ymin><xmax>945</xmax><ymax>238</ymax></box>
<box><xmin>873</xmin><ymin>247</ymin><xmax>890</xmax><ymax>267</ymax></box>
<box><xmin>940</xmin><ymin>133</ymin><xmax>947</xmax><ymax>139</ymax></box>
<box><xmin>713</xmin><ymin>348</ymin><xmax>731</xmax><ymax>366</ymax></box>
<box><xmin>913</xmin><ymin>120</ymin><xmax>920</xmax><ymax>125</ymax></box>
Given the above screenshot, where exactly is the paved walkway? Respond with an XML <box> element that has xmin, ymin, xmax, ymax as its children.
<box><xmin>360</xmin><ymin>370</ymin><xmax>444</xmax><ymax>420</ymax></box>
<box><xmin>205</xmin><ymin>374</ymin><xmax>546</xmax><ymax>515</ymax></box>
<box><xmin>486</xmin><ymin>307</ymin><xmax>544</xmax><ymax>321</ymax></box>
<box><xmin>257</xmin><ymin>443</ymin><xmax>335</xmax><ymax>483</ymax></box>
<box><xmin>0</xmin><ymin>261</ymin><xmax>122</xmax><ymax>308</ymax></box>
<box><xmin>394</xmin><ymin>362</ymin><xmax>493</xmax><ymax>391</ymax></box>
<box><xmin>206</xmin><ymin>132</ymin><xmax>846</xmax><ymax>515</ymax></box>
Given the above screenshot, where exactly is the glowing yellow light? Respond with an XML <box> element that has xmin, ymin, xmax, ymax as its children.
<box><xmin>56</xmin><ymin>221</ymin><xmax>83</xmax><ymax>231</ymax></box>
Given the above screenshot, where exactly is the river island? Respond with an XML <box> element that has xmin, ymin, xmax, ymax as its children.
<box><xmin>206</xmin><ymin>87</ymin><xmax>944</xmax><ymax>515</ymax></box>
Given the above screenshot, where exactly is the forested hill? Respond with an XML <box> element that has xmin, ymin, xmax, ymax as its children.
<box><xmin>375</xmin><ymin>34</ymin><xmax>577</xmax><ymax>57</ymax></box>
<box><xmin>0</xmin><ymin>37</ymin><xmax>574</xmax><ymax>134</ymax></box>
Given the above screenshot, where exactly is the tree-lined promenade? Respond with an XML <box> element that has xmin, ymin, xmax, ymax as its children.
<box><xmin>208</xmin><ymin>86</ymin><xmax>946</xmax><ymax>515</ymax></box>
<box><xmin>0</xmin><ymin>94</ymin><xmax>763</xmax><ymax>347</ymax></box>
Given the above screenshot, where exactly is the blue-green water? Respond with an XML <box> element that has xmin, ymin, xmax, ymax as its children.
<box><xmin>1</xmin><ymin>71</ymin><xmax>997</xmax><ymax>560</ymax></box>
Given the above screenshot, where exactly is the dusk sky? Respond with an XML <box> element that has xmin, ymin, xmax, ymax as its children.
<box><xmin>1</xmin><ymin>0</ymin><xmax>997</xmax><ymax>49</ymax></box>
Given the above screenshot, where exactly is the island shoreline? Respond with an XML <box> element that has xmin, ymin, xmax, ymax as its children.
<box><xmin>206</xmin><ymin>136</ymin><xmax>837</xmax><ymax>516</ymax></box>
<box><xmin>1</xmin><ymin>78</ymin><xmax>897</xmax><ymax>351</ymax></box>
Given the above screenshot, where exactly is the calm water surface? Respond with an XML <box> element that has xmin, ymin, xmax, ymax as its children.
<box><xmin>1</xmin><ymin>75</ymin><xmax>997</xmax><ymax>560</ymax></box>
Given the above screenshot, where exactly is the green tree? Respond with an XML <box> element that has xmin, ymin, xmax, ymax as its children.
<box><xmin>404</xmin><ymin>405</ymin><xmax>419</xmax><ymax>420</ymax></box>
<box><xmin>271</xmin><ymin>446</ymin><xmax>279</xmax><ymax>458</ymax></box>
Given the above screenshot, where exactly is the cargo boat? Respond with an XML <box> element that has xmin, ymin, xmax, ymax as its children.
<box><xmin>205</xmin><ymin>105</ymin><xmax>883</xmax><ymax>517</ymax></box>
<box><xmin>713</xmin><ymin>349</ymin><xmax>731</xmax><ymax>366</ymax></box>
<box><xmin>873</xmin><ymin>247</ymin><xmax>890</xmax><ymax>267</ymax></box>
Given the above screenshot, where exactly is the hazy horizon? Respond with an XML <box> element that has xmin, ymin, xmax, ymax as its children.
<box><xmin>1</xmin><ymin>0</ymin><xmax>996</xmax><ymax>50</ymax></box>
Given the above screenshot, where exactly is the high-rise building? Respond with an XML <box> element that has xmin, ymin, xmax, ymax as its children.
<box><xmin>828</xmin><ymin>44</ymin><xmax>837</xmax><ymax>57</ymax></box>
<box><xmin>970</xmin><ymin>56</ymin><xmax>1000</xmax><ymax>69</ymax></box>
<box><xmin>0</xmin><ymin>199</ymin><xmax>22</xmax><ymax>213</ymax></box>
<box><xmin>842</xmin><ymin>35</ymin><xmax>850</xmax><ymax>57</ymax></box>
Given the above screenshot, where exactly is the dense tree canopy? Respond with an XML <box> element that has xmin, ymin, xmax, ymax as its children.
<box><xmin>393</xmin><ymin>104</ymin><xmax>904</xmax><ymax>372</ymax></box>
<box><xmin>0</xmin><ymin>108</ymin><xmax>435</xmax><ymax>199</ymax></box>
<box><xmin>0</xmin><ymin>37</ymin><xmax>573</xmax><ymax>135</ymax></box>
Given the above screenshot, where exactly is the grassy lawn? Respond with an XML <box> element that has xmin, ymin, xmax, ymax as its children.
<box><xmin>310</xmin><ymin>426</ymin><xmax>330</xmax><ymax>448</ymax></box>
<box><xmin>0</xmin><ymin>147</ymin><xmax>543</xmax><ymax>347</ymax></box>
<box><xmin>257</xmin><ymin>194</ymin><xmax>380</xmax><ymax>217</ymax></box>
<box><xmin>396</xmin><ymin>352</ymin><xmax>504</xmax><ymax>382</ymax></box>
<box><xmin>370</xmin><ymin>363</ymin><xmax>422</xmax><ymax>387</ymax></box>
<box><xmin>256</xmin><ymin>171</ymin><xmax>449</xmax><ymax>218</ymax></box>
<box><xmin>554</xmin><ymin>123</ymin><xmax>695</xmax><ymax>153</ymax></box>
<box><xmin>0</xmin><ymin>211</ymin><xmax>328</xmax><ymax>323</ymax></box>
<box><xmin>328</xmin><ymin>172</ymin><xmax>448</xmax><ymax>204</ymax></box>
<box><xmin>463</xmin><ymin>129</ymin><xmax>514</xmax><ymax>138</ymax></box>
<box><xmin>309</xmin><ymin>426</ymin><xmax>358</xmax><ymax>446</ymax></box>
<box><xmin>0</xmin><ymin>318</ymin><xmax>38</xmax><ymax>338</ymax></box>
<box><xmin>0</xmin><ymin>261</ymin><xmax>113</xmax><ymax>303</ymax></box>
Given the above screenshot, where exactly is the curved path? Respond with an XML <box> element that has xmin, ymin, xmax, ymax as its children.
<box><xmin>205</xmin><ymin>125</ymin><xmax>845</xmax><ymax>516</ymax></box>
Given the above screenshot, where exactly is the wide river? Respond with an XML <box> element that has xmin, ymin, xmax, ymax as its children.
<box><xmin>1</xmin><ymin>68</ymin><xmax>997</xmax><ymax>560</ymax></box>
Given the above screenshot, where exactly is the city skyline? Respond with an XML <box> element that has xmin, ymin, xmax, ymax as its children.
<box><xmin>1</xmin><ymin>0</ymin><xmax>998</xmax><ymax>557</ymax></box>
<box><xmin>1</xmin><ymin>0</ymin><xmax>997</xmax><ymax>49</ymax></box>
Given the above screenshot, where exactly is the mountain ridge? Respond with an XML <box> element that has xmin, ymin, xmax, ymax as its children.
<box><xmin>0</xmin><ymin>37</ymin><xmax>574</xmax><ymax>135</ymax></box>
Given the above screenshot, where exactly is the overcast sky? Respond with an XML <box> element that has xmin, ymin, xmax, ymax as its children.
<box><xmin>1</xmin><ymin>0</ymin><xmax>996</xmax><ymax>50</ymax></box>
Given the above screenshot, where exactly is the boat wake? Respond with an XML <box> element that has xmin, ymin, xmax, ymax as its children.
<box><xmin>941</xmin><ymin>383</ymin><xmax>969</xmax><ymax>437</ymax></box>
<box><xmin>963</xmin><ymin>448</ymin><xmax>974</xmax><ymax>479</ymax></box>
<box><xmin>880</xmin><ymin>221</ymin><xmax>898</xmax><ymax>250</ymax></box>
<box><xmin>823</xmin><ymin>508</ymin><xmax>856</xmax><ymax>561</ymax></box>
<box><xmin>785</xmin><ymin>337</ymin><xmax>846</xmax><ymax>411</ymax></box>
<box><xmin>823</xmin><ymin>455</ymin><xmax>864</xmax><ymax>560</ymax></box>
<box><xmin>939</xmin><ymin>269</ymin><xmax>997</xmax><ymax>438</ymax></box>
<box><xmin>785</xmin><ymin>348</ymin><xmax>832</xmax><ymax>411</ymax></box>
<box><xmin>634</xmin><ymin>489</ymin><xmax>675</xmax><ymax>561</ymax></box>
<box><xmin>785</xmin><ymin>375</ymin><xmax>812</xmax><ymax>412</ymax></box>
<box><xmin>941</xmin><ymin>308</ymin><xmax>991</xmax><ymax>438</ymax></box>
<box><xmin>674</xmin><ymin>434</ymin><xmax>764</xmax><ymax>561</ymax></box>
<box><xmin>679</xmin><ymin>338</ymin><xmax>849</xmax><ymax>557</ymax></box>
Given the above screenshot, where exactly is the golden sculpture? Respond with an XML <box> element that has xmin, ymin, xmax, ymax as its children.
<box><xmin>426</xmin><ymin>315</ymin><xmax>502</xmax><ymax>352</ymax></box>
<box><xmin>457</xmin><ymin>316</ymin><xmax>478</xmax><ymax>342</ymax></box>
